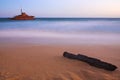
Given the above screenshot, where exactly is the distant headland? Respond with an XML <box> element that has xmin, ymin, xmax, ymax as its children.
<box><xmin>11</xmin><ymin>9</ymin><xmax>34</xmax><ymax>20</ymax></box>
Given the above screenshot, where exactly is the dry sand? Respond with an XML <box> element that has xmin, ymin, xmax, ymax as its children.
<box><xmin>0</xmin><ymin>44</ymin><xmax>120</xmax><ymax>80</ymax></box>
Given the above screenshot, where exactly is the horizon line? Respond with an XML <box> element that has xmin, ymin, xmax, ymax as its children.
<box><xmin>0</xmin><ymin>17</ymin><xmax>120</xmax><ymax>19</ymax></box>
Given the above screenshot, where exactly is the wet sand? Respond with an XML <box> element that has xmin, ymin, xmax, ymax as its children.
<box><xmin>0</xmin><ymin>43</ymin><xmax>120</xmax><ymax>80</ymax></box>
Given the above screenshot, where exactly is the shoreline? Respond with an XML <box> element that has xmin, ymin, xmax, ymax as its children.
<box><xmin>0</xmin><ymin>30</ymin><xmax>120</xmax><ymax>46</ymax></box>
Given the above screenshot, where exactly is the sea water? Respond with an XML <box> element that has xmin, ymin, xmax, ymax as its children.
<box><xmin>0</xmin><ymin>18</ymin><xmax>120</xmax><ymax>45</ymax></box>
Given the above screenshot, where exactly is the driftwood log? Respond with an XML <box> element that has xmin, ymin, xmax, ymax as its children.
<box><xmin>63</xmin><ymin>52</ymin><xmax>117</xmax><ymax>71</ymax></box>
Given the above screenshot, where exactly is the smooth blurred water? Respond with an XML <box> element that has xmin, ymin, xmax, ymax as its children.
<box><xmin>0</xmin><ymin>18</ymin><xmax>120</xmax><ymax>33</ymax></box>
<box><xmin>0</xmin><ymin>18</ymin><xmax>120</xmax><ymax>45</ymax></box>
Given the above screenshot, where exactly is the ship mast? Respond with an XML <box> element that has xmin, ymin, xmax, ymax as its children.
<box><xmin>21</xmin><ymin>8</ymin><xmax>22</xmax><ymax>14</ymax></box>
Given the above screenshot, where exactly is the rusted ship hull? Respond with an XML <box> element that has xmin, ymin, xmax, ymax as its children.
<box><xmin>11</xmin><ymin>16</ymin><xmax>34</xmax><ymax>20</ymax></box>
<box><xmin>11</xmin><ymin>11</ymin><xmax>34</xmax><ymax>20</ymax></box>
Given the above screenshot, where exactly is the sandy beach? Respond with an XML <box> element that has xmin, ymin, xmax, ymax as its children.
<box><xmin>0</xmin><ymin>43</ymin><xmax>120</xmax><ymax>80</ymax></box>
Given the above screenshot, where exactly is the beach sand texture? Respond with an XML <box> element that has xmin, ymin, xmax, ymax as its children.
<box><xmin>0</xmin><ymin>44</ymin><xmax>120</xmax><ymax>80</ymax></box>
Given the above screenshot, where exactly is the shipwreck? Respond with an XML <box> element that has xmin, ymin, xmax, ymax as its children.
<box><xmin>11</xmin><ymin>9</ymin><xmax>34</xmax><ymax>20</ymax></box>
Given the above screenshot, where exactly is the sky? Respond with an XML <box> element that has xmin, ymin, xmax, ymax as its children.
<box><xmin>0</xmin><ymin>0</ymin><xmax>120</xmax><ymax>17</ymax></box>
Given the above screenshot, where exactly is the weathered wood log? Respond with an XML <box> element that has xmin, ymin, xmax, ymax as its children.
<box><xmin>63</xmin><ymin>52</ymin><xmax>77</xmax><ymax>59</ymax></box>
<box><xmin>63</xmin><ymin>52</ymin><xmax>117</xmax><ymax>71</ymax></box>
